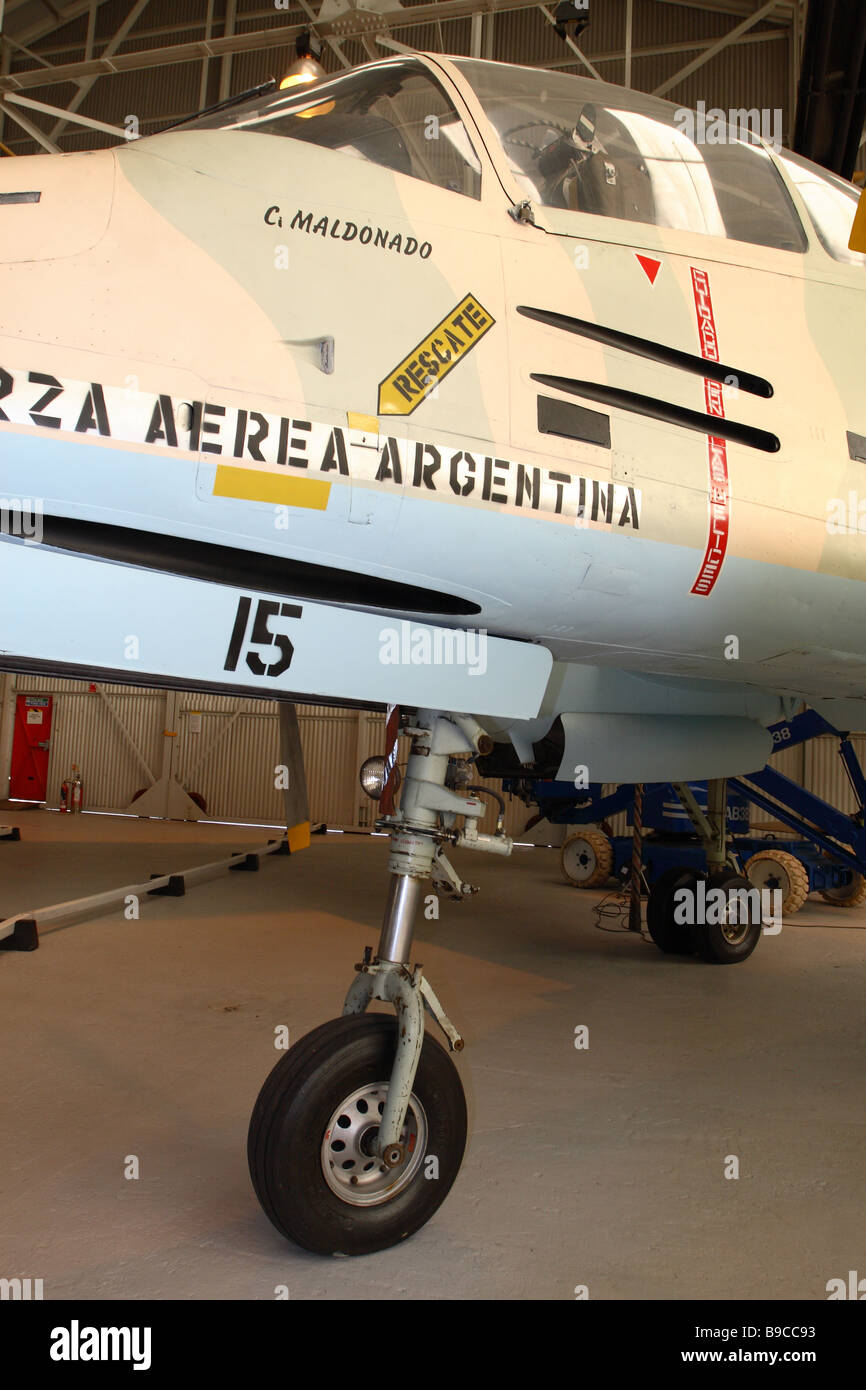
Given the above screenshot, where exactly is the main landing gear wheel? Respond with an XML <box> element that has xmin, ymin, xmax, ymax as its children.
<box><xmin>694</xmin><ymin>870</ymin><xmax>762</xmax><ymax>965</ymax></box>
<box><xmin>646</xmin><ymin>866</ymin><xmax>704</xmax><ymax>954</ymax></box>
<box><xmin>560</xmin><ymin>830</ymin><xmax>613</xmax><ymax>887</ymax></box>
<box><xmin>248</xmin><ymin>1014</ymin><xmax>467</xmax><ymax>1256</ymax></box>
<box><xmin>744</xmin><ymin>849</ymin><xmax>809</xmax><ymax>916</ymax></box>
<box><xmin>820</xmin><ymin>870</ymin><xmax>866</xmax><ymax>907</ymax></box>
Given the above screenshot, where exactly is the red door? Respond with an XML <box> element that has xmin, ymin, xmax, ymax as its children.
<box><xmin>9</xmin><ymin>695</ymin><xmax>53</xmax><ymax>801</ymax></box>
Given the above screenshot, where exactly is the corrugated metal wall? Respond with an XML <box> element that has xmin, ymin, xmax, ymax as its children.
<box><xmin>805</xmin><ymin>735</ymin><xmax>866</xmax><ymax>816</ymax></box>
<box><xmin>4</xmin><ymin>674</ymin><xmax>365</xmax><ymax>824</ymax></box>
<box><xmin>6</xmin><ymin>676</ymin><xmax>166</xmax><ymax>813</ymax></box>
<box><xmin>174</xmin><ymin>696</ymin><xmax>285</xmax><ymax>824</ymax></box>
<box><xmin>0</xmin><ymin>673</ymin><xmax>538</xmax><ymax>832</ymax></box>
<box><xmin>2</xmin><ymin>671</ymin><xmax>864</xmax><ymax>841</ymax></box>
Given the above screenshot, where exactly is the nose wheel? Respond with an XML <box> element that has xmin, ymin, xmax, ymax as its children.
<box><xmin>248</xmin><ymin>1014</ymin><xmax>467</xmax><ymax>1255</ymax></box>
<box><xmin>321</xmin><ymin>1080</ymin><xmax>428</xmax><ymax>1204</ymax></box>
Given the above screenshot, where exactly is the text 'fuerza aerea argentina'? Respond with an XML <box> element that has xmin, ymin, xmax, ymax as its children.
<box><xmin>0</xmin><ymin>365</ymin><xmax>640</xmax><ymax>530</ymax></box>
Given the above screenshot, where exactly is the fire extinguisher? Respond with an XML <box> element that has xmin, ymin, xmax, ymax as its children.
<box><xmin>71</xmin><ymin>765</ymin><xmax>83</xmax><ymax>814</ymax></box>
<box><xmin>59</xmin><ymin>778</ymin><xmax>70</xmax><ymax>813</ymax></box>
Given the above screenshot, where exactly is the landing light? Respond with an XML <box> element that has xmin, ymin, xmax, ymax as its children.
<box><xmin>360</xmin><ymin>756</ymin><xmax>387</xmax><ymax>800</ymax></box>
<box><xmin>359</xmin><ymin>757</ymin><xmax>402</xmax><ymax>801</ymax></box>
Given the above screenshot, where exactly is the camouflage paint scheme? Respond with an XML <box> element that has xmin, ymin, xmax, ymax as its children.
<box><xmin>1</xmin><ymin>54</ymin><xmax>865</xmax><ymax>777</ymax></box>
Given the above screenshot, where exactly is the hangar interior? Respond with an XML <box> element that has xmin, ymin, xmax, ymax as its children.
<box><xmin>1</xmin><ymin>0</ymin><xmax>865</xmax><ymax>1301</ymax></box>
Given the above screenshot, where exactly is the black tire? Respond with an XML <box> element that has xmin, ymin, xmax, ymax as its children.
<box><xmin>646</xmin><ymin>866</ymin><xmax>703</xmax><ymax>954</ymax></box>
<box><xmin>248</xmin><ymin>1013</ymin><xmax>467</xmax><ymax>1256</ymax></box>
<box><xmin>694</xmin><ymin>870</ymin><xmax>762</xmax><ymax>965</ymax></box>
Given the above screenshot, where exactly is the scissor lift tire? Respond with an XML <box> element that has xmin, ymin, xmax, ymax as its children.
<box><xmin>744</xmin><ymin>849</ymin><xmax>809</xmax><ymax>916</ymax></box>
<box><xmin>820</xmin><ymin>870</ymin><xmax>866</xmax><ymax>907</ymax></box>
<box><xmin>560</xmin><ymin>830</ymin><xmax>613</xmax><ymax>887</ymax></box>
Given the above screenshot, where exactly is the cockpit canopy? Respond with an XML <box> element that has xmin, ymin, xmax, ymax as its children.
<box><xmin>184</xmin><ymin>54</ymin><xmax>864</xmax><ymax>266</ymax></box>
<box><xmin>187</xmin><ymin>58</ymin><xmax>482</xmax><ymax>199</ymax></box>
<box><xmin>452</xmin><ymin>58</ymin><xmax>863</xmax><ymax>265</ymax></box>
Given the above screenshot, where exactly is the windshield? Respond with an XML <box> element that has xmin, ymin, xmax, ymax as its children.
<box><xmin>184</xmin><ymin>59</ymin><xmax>481</xmax><ymax>199</ymax></box>
<box><xmin>778</xmin><ymin>150</ymin><xmax>866</xmax><ymax>267</ymax></box>
<box><xmin>453</xmin><ymin>58</ymin><xmax>806</xmax><ymax>253</ymax></box>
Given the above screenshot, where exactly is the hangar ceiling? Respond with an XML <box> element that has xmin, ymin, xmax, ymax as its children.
<box><xmin>1</xmin><ymin>0</ymin><xmax>843</xmax><ymax>167</ymax></box>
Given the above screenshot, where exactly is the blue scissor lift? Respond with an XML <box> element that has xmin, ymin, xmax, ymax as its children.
<box><xmin>505</xmin><ymin>709</ymin><xmax>866</xmax><ymax>912</ymax></box>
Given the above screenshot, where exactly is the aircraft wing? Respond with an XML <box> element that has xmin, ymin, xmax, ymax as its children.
<box><xmin>0</xmin><ymin>536</ymin><xmax>552</xmax><ymax>722</ymax></box>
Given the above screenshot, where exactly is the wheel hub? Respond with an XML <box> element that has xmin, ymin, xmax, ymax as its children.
<box><xmin>565</xmin><ymin>841</ymin><xmax>595</xmax><ymax>878</ymax></box>
<box><xmin>321</xmin><ymin>1082</ymin><xmax>427</xmax><ymax>1207</ymax></box>
<box><xmin>720</xmin><ymin>898</ymin><xmax>754</xmax><ymax>945</ymax></box>
<box><xmin>749</xmin><ymin>865</ymin><xmax>788</xmax><ymax>894</ymax></box>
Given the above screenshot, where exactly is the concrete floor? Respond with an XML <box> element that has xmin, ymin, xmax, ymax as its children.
<box><xmin>1</xmin><ymin>807</ymin><xmax>864</xmax><ymax>1301</ymax></box>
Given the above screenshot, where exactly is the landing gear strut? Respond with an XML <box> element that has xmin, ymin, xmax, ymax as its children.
<box><xmin>248</xmin><ymin>709</ymin><xmax>512</xmax><ymax>1255</ymax></box>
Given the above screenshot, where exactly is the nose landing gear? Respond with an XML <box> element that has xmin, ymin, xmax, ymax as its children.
<box><xmin>247</xmin><ymin>708</ymin><xmax>510</xmax><ymax>1255</ymax></box>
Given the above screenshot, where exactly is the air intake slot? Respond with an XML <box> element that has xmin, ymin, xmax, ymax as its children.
<box><xmin>37</xmin><ymin>518</ymin><xmax>481</xmax><ymax>616</ymax></box>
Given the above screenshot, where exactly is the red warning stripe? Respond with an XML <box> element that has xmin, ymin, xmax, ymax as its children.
<box><xmin>379</xmin><ymin>704</ymin><xmax>401</xmax><ymax>814</ymax></box>
<box><xmin>689</xmin><ymin>267</ymin><xmax>730</xmax><ymax>597</ymax></box>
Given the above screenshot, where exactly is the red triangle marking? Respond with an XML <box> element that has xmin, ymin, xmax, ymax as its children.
<box><xmin>636</xmin><ymin>254</ymin><xmax>661</xmax><ymax>285</ymax></box>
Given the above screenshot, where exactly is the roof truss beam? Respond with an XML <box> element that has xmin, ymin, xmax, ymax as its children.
<box><xmin>0</xmin><ymin>1</ymin><xmax>536</xmax><ymax>92</ymax></box>
<box><xmin>652</xmin><ymin>0</ymin><xmax>784</xmax><ymax>97</ymax></box>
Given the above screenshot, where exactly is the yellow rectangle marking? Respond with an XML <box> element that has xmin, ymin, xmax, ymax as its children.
<box><xmin>347</xmin><ymin>411</ymin><xmax>379</xmax><ymax>433</ymax></box>
<box><xmin>213</xmin><ymin>466</ymin><xmax>331</xmax><ymax>510</ymax></box>
<box><xmin>287</xmin><ymin>820</ymin><xmax>311</xmax><ymax>852</ymax></box>
<box><xmin>378</xmin><ymin>292</ymin><xmax>495</xmax><ymax>417</ymax></box>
